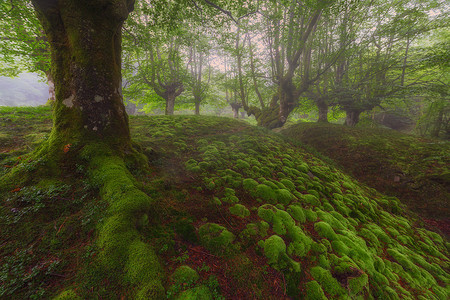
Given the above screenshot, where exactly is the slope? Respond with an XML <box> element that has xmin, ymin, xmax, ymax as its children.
<box><xmin>0</xmin><ymin>108</ymin><xmax>449</xmax><ymax>299</ymax></box>
<box><xmin>281</xmin><ymin>122</ymin><xmax>449</xmax><ymax>237</ymax></box>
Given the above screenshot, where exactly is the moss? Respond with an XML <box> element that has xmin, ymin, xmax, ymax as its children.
<box><xmin>263</xmin><ymin>235</ymin><xmax>286</xmax><ymax>264</ymax></box>
<box><xmin>262</xmin><ymin>235</ymin><xmax>301</xmax><ymax>272</ymax></box>
<box><xmin>135</xmin><ymin>280</ymin><xmax>166</xmax><ymax>300</ymax></box>
<box><xmin>198</xmin><ymin>223</ymin><xmax>235</xmax><ymax>255</ymax></box>
<box><xmin>255</xmin><ymin>184</ymin><xmax>277</xmax><ymax>203</ymax></box>
<box><xmin>171</xmin><ymin>265</ymin><xmax>199</xmax><ymax>285</ymax></box>
<box><xmin>229</xmin><ymin>204</ymin><xmax>250</xmax><ymax>218</ymax></box>
<box><xmin>305</xmin><ymin>280</ymin><xmax>327</xmax><ymax>300</ymax></box>
<box><xmin>53</xmin><ymin>289</ymin><xmax>82</xmax><ymax>300</ymax></box>
<box><xmin>310</xmin><ymin>266</ymin><xmax>346</xmax><ymax>296</ymax></box>
<box><xmin>275</xmin><ymin>189</ymin><xmax>295</xmax><ymax>205</ymax></box>
<box><xmin>311</xmin><ymin>242</ymin><xmax>327</xmax><ymax>254</ymax></box>
<box><xmin>242</xmin><ymin>178</ymin><xmax>259</xmax><ymax>192</ymax></box>
<box><xmin>174</xmin><ymin>218</ymin><xmax>198</xmax><ymax>243</ymax></box>
<box><xmin>305</xmin><ymin>209</ymin><xmax>318</xmax><ymax>222</ymax></box>
<box><xmin>280</xmin><ymin>179</ymin><xmax>296</xmax><ymax>192</ymax></box>
<box><xmin>314</xmin><ymin>221</ymin><xmax>337</xmax><ymax>240</ymax></box>
<box><xmin>287</xmin><ymin>204</ymin><xmax>306</xmax><ymax>223</ymax></box>
<box><xmin>348</xmin><ymin>273</ymin><xmax>369</xmax><ymax>296</ymax></box>
<box><xmin>257</xmin><ymin>204</ymin><xmax>277</xmax><ymax>222</ymax></box>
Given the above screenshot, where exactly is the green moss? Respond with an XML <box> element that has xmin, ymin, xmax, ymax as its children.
<box><xmin>198</xmin><ymin>223</ymin><xmax>235</xmax><ymax>255</ymax></box>
<box><xmin>287</xmin><ymin>204</ymin><xmax>306</xmax><ymax>223</ymax></box>
<box><xmin>310</xmin><ymin>266</ymin><xmax>346</xmax><ymax>296</ymax></box>
<box><xmin>348</xmin><ymin>273</ymin><xmax>369</xmax><ymax>296</ymax></box>
<box><xmin>275</xmin><ymin>189</ymin><xmax>295</xmax><ymax>205</ymax></box>
<box><xmin>53</xmin><ymin>289</ymin><xmax>82</xmax><ymax>300</ymax></box>
<box><xmin>256</xmin><ymin>203</ymin><xmax>273</xmax><ymax>219</ymax></box>
<box><xmin>305</xmin><ymin>280</ymin><xmax>327</xmax><ymax>300</ymax></box>
<box><xmin>314</xmin><ymin>222</ymin><xmax>337</xmax><ymax>240</ymax></box>
<box><xmin>263</xmin><ymin>235</ymin><xmax>286</xmax><ymax>265</ymax></box>
<box><xmin>171</xmin><ymin>265</ymin><xmax>200</xmax><ymax>285</ymax></box>
<box><xmin>176</xmin><ymin>285</ymin><xmax>213</xmax><ymax>299</ymax></box>
<box><xmin>305</xmin><ymin>209</ymin><xmax>318</xmax><ymax>222</ymax></box>
<box><xmin>255</xmin><ymin>184</ymin><xmax>277</xmax><ymax>203</ymax></box>
<box><xmin>242</xmin><ymin>178</ymin><xmax>259</xmax><ymax>192</ymax></box>
<box><xmin>280</xmin><ymin>179</ymin><xmax>296</xmax><ymax>192</ymax></box>
<box><xmin>135</xmin><ymin>280</ymin><xmax>166</xmax><ymax>300</ymax></box>
<box><xmin>174</xmin><ymin>218</ymin><xmax>198</xmax><ymax>243</ymax></box>
<box><xmin>229</xmin><ymin>204</ymin><xmax>250</xmax><ymax>218</ymax></box>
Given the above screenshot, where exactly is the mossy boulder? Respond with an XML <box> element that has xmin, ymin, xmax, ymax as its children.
<box><xmin>198</xmin><ymin>223</ymin><xmax>235</xmax><ymax>255</ymax></box>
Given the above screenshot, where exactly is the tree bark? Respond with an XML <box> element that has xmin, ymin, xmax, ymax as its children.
<box><xmin>195</xmin><ymin>101</ymin><xmax>200</xmax><ymax>115</ymax></box>
<box><xmin>165</xmin><ymin>94</ymin><xmax>175</xmax><ymax>115</ymax></box>
<box><xmin>32</xmin><ymin>0</ymin><xmax>134</xmax><ymax>152</ymax></box>
<box><xmin>344</xmin><ymin>109</ymin><xmax>362</xmax><ymax>127</ymax></box>
<box><xmin>316</xmin><ymin>98</ymin><xmax>329</xmax><ymax>123</ymax></box>
<box><xmin>230</xmin><ymin>102</ymin><xmax>241</xmax><ymax>119</ymax></box>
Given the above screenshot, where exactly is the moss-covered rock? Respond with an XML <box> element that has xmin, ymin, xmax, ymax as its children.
<box><xmin>171</xmin><ymin>265</ymin><xmax>200</xmax><ymax>286</ymax></box>
<box><xmin>198</xmin><ymin>223</ymin><xmax>235</xmax><ymax>255</ymax></box>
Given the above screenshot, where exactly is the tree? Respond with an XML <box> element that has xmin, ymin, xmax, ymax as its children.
<box><xmin>0</xmin><ymin>1</ymin><xmax>54</xmax><ymax>101</ymax></box>
<box><xmin>186</xmin><ymin>35</ymin><xmax>212</xmax><ymax>115</ymax></box>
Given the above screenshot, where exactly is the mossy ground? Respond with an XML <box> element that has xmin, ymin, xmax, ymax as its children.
<box><xmin>282</xmin><ymin>122</ymin><xmax>450</xmax><ymax>238</ymax></box>
<box><xmin>0</xmin><ymin>108</ymin><xmax>449</xmax><ymax>299</ymax></box>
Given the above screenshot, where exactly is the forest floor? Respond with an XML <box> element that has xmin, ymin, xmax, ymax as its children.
<box><xmin>281</xmin><ymin>122</ymin><xmax>450</xmax><ymax>238</ymax></box>
<box><xmin>0</xmin><ymin>106</ymin><xmax>449</xmax><ymax>299</ymax></box>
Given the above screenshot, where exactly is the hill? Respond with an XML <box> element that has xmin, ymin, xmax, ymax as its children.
<box><xmin>0</xmin><ymin>107</ymin><xmax>449</xmax><ymax>299</ymax></box>
<box><xmin>281</xmin><ymin>122</ymin><xmax>450</xmax><ymax>237</ymax></box>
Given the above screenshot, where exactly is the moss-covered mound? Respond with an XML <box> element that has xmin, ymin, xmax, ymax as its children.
<box><xmin>281</xmin><ymin>122</ymin><xmax>449</xmax><ymax>236</ymax></box>
<box><xmin>1</xmin><ymin>110</ymin><xmax>449</xmax><ymax>299</ymax></box>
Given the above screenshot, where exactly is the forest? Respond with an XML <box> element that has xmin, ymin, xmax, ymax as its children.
<box><xmin>0</xmin><ymin>0</ymin><xmax>449</xmax><ymax>299</ymax></box>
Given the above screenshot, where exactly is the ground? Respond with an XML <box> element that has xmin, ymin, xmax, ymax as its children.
<box><xmin>281</xmin><ymin>122</ymin><xmax>450</xmax><ymax>238</ymax></box>
<box><xmin>0</xmin><ymin>106</ymin><xmax>449</xmax><ymax>299</ymax></box>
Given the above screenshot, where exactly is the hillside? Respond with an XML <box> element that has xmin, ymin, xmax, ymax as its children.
<box><xmin>281</xmin><ymin>122</ymin><xmax>450</xmax><ymax>237</ymax></box>
<box><xmin>0</xmin><ymin>107</ymin><xmax>449</xmax><ymax>299</ymax></box>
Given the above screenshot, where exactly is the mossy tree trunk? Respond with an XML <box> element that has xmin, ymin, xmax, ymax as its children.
<box><xmin>31</xmin><ymin>0</ymin><xmax>134</xmax><ymax>154</ymax></box>
<box><xmin>316</xmin><ymin>98</ymin><xmax>329</xmax><ymax>123</ymax></box>
<box><xmin>194</xmin><ymin>101</ymin><xmax>200</xmax><ymax>115</ymax></box>
<box><xmin>344</xmin><ymin>109</ymin><xmax>362</xmax><ymax>127</ymax></box>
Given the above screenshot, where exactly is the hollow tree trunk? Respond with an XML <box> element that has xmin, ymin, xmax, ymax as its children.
<box><xmin>344</xmin><ymin>109</ymin><xmax>362</xmax><ymax>127</ymax></box>
<box><xmin>32</xmin><ymin>0</ymin><xmax>134</xmax><ymax>152</ymax></box>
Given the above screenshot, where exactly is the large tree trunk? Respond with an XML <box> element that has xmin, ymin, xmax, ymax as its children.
<box><xmin>316</xmin><ymin>98</ymin><xmax>329</xmax><ymax>123</ymax></box>
<box><xmin>165</xmin><ymin>94</ymin><xmax>176</xmax><ymax>115</ymax></box>
<box><xmin>345</xmin><ymin>109</ymin><xmax>362</xmax><ymax>127</ymax></box>
<box><xmin>32</xmin><ymin>0</ymin><xmax>134</xmax><ymax>152</ymax></box>
<box><xmin>194</xmin><ymin>101</ymin><xmax>200</xmax><ymax>115</ymax></box>
<box><xmin>230</xmin><ymin>102</ymin><xmax>241</xmax><ymax>119</ymax></box>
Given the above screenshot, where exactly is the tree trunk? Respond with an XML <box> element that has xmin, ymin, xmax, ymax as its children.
<box><xmin>165</xmin><ymin>94</ymin><xmax>175</xmax><ymax>115</ymax></box>
<box><xmin>316</xmin><ymin>99</ymin><xmax>329</xmax><ymax>123</ymax></box>
<box><xmin>230</xmin><ymin>102</ymin><xmax>241</xmax><ymax>119</ymax></box>
<box><xmin>195</xmin><ymin>101</ymin><xmax>200</xmax><ymax>115</ymax></box>
<box><xmin>32</xmin><ymin>0</ymin><xmax>134</xmax><ymax>152</ymax></box>
<box><xmin>345</xmin><ymin>109</ymin><xmax>362</xmax><ymax>127</ymax></box>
